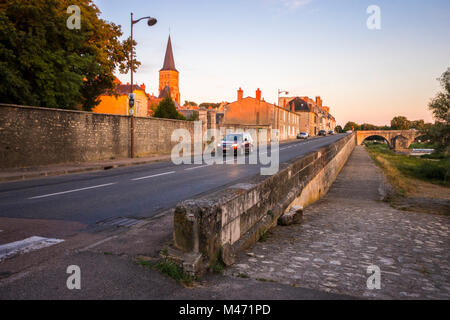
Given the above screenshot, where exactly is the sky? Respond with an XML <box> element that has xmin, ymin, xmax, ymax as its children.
<box><xmin>94</xmin><ymin>0</ymin><xmax>450</xmax><ymax>126</ymax></box>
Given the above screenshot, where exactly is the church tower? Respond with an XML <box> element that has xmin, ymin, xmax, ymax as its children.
<box><xmin>159</xmin><ymin>35</ymin><xmax>180</xmax><ymax>105</ymax></box>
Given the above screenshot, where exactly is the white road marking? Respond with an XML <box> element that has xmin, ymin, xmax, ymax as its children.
<box><xmin>28</xmin><ymin>183</ymin><xmax>116</xmax><ymax>199</ymax></box>
<box><xmin>0</xmin><ymin>236</ymin><xmax>64</xmax><ymax>262</ymax></box>
<box><xmin>185</xmin><ymin>164</ymin><xmax>211</xmax><ymax>171</ymax></box>
<box><xmin>79</xmin><ymin>235</ymin><xmax>118</xmax><ymax>252</ymax></box>
<box><xmin>132</xmin><ymin>171</ymin><xmax>175</xmax><ymax>181</ymax></box>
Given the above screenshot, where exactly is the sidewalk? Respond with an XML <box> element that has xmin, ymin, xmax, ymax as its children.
<box><xmin>227</xmin><ymin>146</ymin><xmax>450</xmax><ymax>299</ymax></box>
<box><xmin>0</xmin><ymin>208</ymin><xmax>350</xmax><ymax>299</ymax></box>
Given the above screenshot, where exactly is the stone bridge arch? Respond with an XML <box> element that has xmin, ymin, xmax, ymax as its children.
<box><xmin>356</xmin><ymin>130</ymin><xmax>420</xmax><ymax>152</ymax></box>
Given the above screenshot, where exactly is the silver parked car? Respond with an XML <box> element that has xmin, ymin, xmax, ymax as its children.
<box><xmin>296</xmin><ymin>132</ymin><xmax>309</xmax><ymax>139</ymax></box>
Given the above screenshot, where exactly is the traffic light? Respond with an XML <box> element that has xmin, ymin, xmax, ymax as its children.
<box><xmin>128</xmin><ymin>93</ymin><xmax>136</xmax><ymax>116</ymax></box>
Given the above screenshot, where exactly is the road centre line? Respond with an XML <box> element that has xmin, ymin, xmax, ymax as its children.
<box><xmin>28</xmin><ymin>183</ymin><xmax>117</xmax><ymax>200</ymax></box>
<box><xmin>131</xmin><ymin>171</ymin><xmax>175</xmax><ymax>181</ymax></box>
<box><xmin>185</xmin><ymin>164</ymin><xmax>211</xmax><ymax>171</ymax></box>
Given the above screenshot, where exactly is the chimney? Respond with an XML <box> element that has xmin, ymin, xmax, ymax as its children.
<box><xmin>237</xmin><ymin>87</ymin><xmax>243</xmax><ymax>101</ymax></box>
<box><xmin>256</xmin><ymin>88</ymin><xmax>261</xmax><ymax>101</ymax></box>
<box><xmin>141</xmin><ymin>83</ymin><xmax>146</xmax><ymax>92</ymax></box>
<box><xmin>316</xmin><ymin>96</ymin><xmax>322</xmax><ymax>107</ymax></box>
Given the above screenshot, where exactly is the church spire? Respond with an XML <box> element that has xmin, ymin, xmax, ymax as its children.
<box><xmin>160</xmin><ymin>35</ymin><xmax>177</xmax><ymax>72</ymax></box>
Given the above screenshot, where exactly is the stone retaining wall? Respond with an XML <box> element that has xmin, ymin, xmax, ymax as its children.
<box><xmin>0</xmin><ymin>104</ymin><xmax>195</xmax><ymax>168</ymax></box>
<box><xmin>173</xmin><ymin>133</ymin><xmax>356</xmax><ymax>271</ymax></box>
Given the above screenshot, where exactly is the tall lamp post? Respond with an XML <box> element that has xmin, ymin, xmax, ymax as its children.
<box><xmin>129</xmin><ymin>12</ymin><xmax>157</xmax><ymax>158</ymax></box>
<box><xmin>277</xmin><ymin>89</ymin><xmax>289</xmax><ymax>107</ymax></box>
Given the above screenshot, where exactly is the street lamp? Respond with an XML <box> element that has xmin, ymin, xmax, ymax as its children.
<box><xmin>129</xmin><ymin>12</ymin><xmax>157</xmax><ymax>158</ymax></box>
<box><xmin>277</xmin><ymin>89</ymin><xmax>289</xmax><ymax>107</ymax></box>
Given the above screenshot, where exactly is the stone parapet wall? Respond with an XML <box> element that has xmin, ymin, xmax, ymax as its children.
<box><xmin>0</xmin><ymin>104</ymin><xmax>194</xmax><ymax>168</ymax></box>
<box><xmin>173</xmin><ymin>133</ymin><xmax>356</xmax><ymax>269</ymax></box>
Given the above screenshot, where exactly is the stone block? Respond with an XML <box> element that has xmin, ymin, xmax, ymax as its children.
<box><xmin>278</xmin><ymin>205</ymin><xmax>303</xmax><ymax>226</ymax></box>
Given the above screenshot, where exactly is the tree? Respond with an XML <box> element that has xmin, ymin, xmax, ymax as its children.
<box><xmin>427</xmin><ymin>68</ymin><xmax>450</xmax><ymax>153</ymax></box>
<box><xmin>199</xmin><ymin>102</ymin><xmax>221</xmax><ymax>109</ymax></box>
<box><xmin>184</xmin><ymin>101</ymin><xmax>197</xmax><ymax>107</ymax></box>
<box><xmin>343</xmin><ymin>122</ymin><xmax>360</xmax><ymax>132</ymax></box>
<box><xmin>0</xmin><ymin>0</ymin><xmax>137</xmax><ymax>110</ymax></box>
<box><xmin>360</xmin><ymin>123</ymin><xmax>379</xmax><ymax>131</ymax></box>
<box><xmin>187</xmin><ymin>111</ymin><xmax>199</xmax><ymax>121</ymax></box>
<box><xmin>154</xmin><ymin>97</ymin><xmax>185</xmax><ymax>120</ymax></box>
<box><xmin>390</xmin><ymin>116</ymin><xmax>411</xmax><ymax>130</ymax></box>
<box><xmin>411</xmin><ymin>119</ymin><xmax>426</xmax><ymax>131</ymax></box>
<box><xmin>335</xmin><ymin>125</ymin><xmax>343</xmax><ymax>133</ymax></box>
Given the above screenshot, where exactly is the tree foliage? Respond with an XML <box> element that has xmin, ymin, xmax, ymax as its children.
<box><xmin>184</xmin><ymin>100</ymin><xmax>197</xmax><ymax>107</ymax></box>
<box><xmin>154</xmin><ymin>97</ymin><xmax>186</xmax><ymax>120</ymax></box>
<box><xmin>343</xmin><ymin>122</ymin><xmax>360</xmax><ymax>132</ymax></box>
<box><xmin>0</xmin><ymin>0</ymin><xmax>138</xmax><ymax>110</ymax></box>
<box><xmin>360</xmin><ymin>123</ymin><xmax>379</xmax><ymax>131</ymax></box>
<box><xmin>187</xmin><ymin>111</ymin><xmax>199</xmax><ymax>121</ymax></box>
<box><xmin>390</xmin><ymin>116</ymin><xmax>411</xmax><ymax>130</ymax></box>
<box><xmin>428</xmin><ymin>68</ymin><xmax>450</xmax><ymax>153</ymax></box>
<box><xmin>199</xmin><ymin>102</ymin><xmax>221</xmax><ymax>109</ymax></box>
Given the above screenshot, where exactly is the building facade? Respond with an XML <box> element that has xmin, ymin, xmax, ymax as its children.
<box><xmin>92</xmin><ymin>80</ymin><xmax>149</xmax><ymax>117</ymax></box>
<box><xmin>281</xmin><ymin>95</ymin><xmax>336</xmax><ymax>135</ymax></box>
<box><xmin>223</xmin><ymin>89</ymin><xmax>336</xmax><ymax>140</ymax></box>
<box><xmin>223</xmin><ymin>88</ymin><xmax>302</xmax><ymax>141</ymax></box>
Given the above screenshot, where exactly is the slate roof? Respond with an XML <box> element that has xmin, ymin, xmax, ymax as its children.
<box><xmin>160</xmin><ymin>35</ymin><xmax>178</xmax><ymax>72</ymax></box>
<box><xmin>288</xmin><ymin>97</ymin><xmax>311</xmax><ymax>112</ymax></box>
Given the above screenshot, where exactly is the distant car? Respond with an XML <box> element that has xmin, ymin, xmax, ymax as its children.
<box><xmin>318</xmin><ymin>130</ymin><xmax>327</xmax><ymax>136</ymax></box>
<box><xmin>328</xmin><ymin>130</ymin><xmax>335</xmax><ymax>135</ymax></box>
<box><xmin>218</xmin><ymin>132</ymin><xmax>254</xmax><ymax>156</ymax></box>
<box><xmin>346</xmin><ymin>130</ymin><xmax>353</xmax><ymax>133</ymax></box>
<box><xmin>297</xmin><ymin>132</ymin><xmax>309</xmax><ymax>140</ymax></box>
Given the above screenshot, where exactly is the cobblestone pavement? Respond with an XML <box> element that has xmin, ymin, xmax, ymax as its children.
<box><xmin>227</xmin><ymin>146</ymin><xmax>449</xmax><ymax>299</ymax></box>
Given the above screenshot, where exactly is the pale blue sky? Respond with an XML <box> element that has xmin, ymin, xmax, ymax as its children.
<box><xmin>94</xmin><ymin>0</ymin><xmax>450</xmax><ymax>126</ymax></box>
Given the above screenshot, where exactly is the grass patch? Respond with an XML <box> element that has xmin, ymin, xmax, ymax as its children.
<box><xmin>236</xmin><ymin>273</ymin><xmax>249</xmax><ymax>279</ymax></box>
<box><xmin>103</xmin><ymin>252</ymin><xmax>113</xmax><ymax>256</ymax></box>
<box><xmin>365</xmin><ymin>143</ymin><xmax>449</xmax><ymax>187</ymax></box>
<box><xmin>259</xmin><ymin>229</ymin><xmax>270</xmax><ymax>242</ymax></box>
<box><xmin>256</xmin><ymin>278</ymin><xmax>277</xmax><ymax>283</ymax></box>
<box><xmin>409</xmin><ymin>142</ymin><xmax>438</xmax><ymax>149</ymax></box>
<box><xmin>209</xmin><ymin>259</ymin><xmax>225</xmax><ymax>274</ymax></box>
<box><xmin>136</xmin><ymin>257</ymin><xmax>195</xmax><ymax>286</ymax></box>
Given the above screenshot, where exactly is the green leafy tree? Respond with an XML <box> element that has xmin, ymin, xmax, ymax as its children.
<box><xmin>0</xmin><ymin>0</ymin><xmax>137</xmax><ymax>110</ymax></box>
<box><xmin>184</xmin><ymin>101</ymin><xmax>197</xmax><ymax>107</ymax></box>
<box><xmin>199</xmin><ymin>102</ymin><xmax>221</xmax><ymax>109</ymax></box>
<box><xmin>390</xmin><ymin>116</ymin><xmax>411</xmax><ymax>130</ymax></box>
<box><xmin>360</xmin><ymin>123</ymin><xmax>379</xmax><ymax>131</ymax></box>
<box><xmin>411</xmin><ymin>119</ymin><xmax>426</xmax><ymax>131</ymax></box>
<box><xmin>154</xmin><ymin>97</ymin><xmax>186</xmax><ymax>120</ymax></box>
<box><xmin>335</xmin><ymin>125</ymin><xmax>343</xmax><ymax>133</ymax></box>
<box><xmin>187</xmin><ymin>111</ymin><xmax>199</xmax><ymax>121</ymax></box>
<box><xmin>343</xmin><ymin>121</ymin><xmax>360</xmax><ymax>132</ymax></box>
<box><xmin>427</xmin><ymin>68</ymin><xmax>450</xmax><ymax>153</ymax></box>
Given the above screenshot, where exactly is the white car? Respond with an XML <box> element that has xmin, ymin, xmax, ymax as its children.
<box><xmin>218</xmin><ymin>132</ymin><xmax>254</xmax><ymax>156</ymax></box>
<box><xmin>296</xmin><ymin>132</ymin><xmax>309</xmax><ymax>139</ymax></box>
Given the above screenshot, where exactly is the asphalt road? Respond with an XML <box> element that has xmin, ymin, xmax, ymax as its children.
<box><xmin>0</xmin><ymin>134</ymin><xmax>348</xmax><ymax>226</ymax></box>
